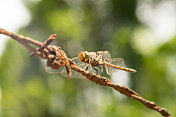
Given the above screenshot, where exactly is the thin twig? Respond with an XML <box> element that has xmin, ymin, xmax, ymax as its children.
<box><xmin>0</xmin><ymin>28</ymin><xmax>173</xmax><ymax>117</ymax></box>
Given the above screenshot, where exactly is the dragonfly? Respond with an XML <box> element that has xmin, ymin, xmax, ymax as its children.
<box><xmin>45</xmin><ymin>51</ymin><xmax>137</xmax><ymax>78</ymax></box>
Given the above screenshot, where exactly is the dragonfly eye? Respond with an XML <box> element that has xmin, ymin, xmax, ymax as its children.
<box><xmin>78</xmin><ymin>51</ymin><xmax>86</xmax><ymax>61</ymax></box>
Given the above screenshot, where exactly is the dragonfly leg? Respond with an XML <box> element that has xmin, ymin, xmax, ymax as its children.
<box><xmin>92</xmin><ymin>67</ymin><xmax>98</xmax><ymax>74</ymax></box>
<box><xmin>85</xmin><ymin>64</ymin><xmax>93</xmax><ymax>71</ymax></box>
<box><xmin>85</xmin><ymin>65</ymin><xmax>89</xmax><ymax>71</ymax></box>
<box><xmin>85</xmin><ymin>63</ymin><xmax>92</xmax><ymax>71</ymax></box>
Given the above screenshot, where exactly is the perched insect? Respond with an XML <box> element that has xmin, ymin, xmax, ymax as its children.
<box><xmin>45</xmin><ymin>51</ymin><xmax>136</xmax><ymax>78</ymax></box>
<box><xmin>78</xmin><ymin>51</ymin><xmax>136</xmax><ymax>75</ymax></box>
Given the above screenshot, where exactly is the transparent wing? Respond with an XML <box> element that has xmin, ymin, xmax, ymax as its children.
<box><xmin>71</xmin><ymin>57</ymin><xmax>88</xmax><ymax>70</ymax></box>
<box><xmin>86</xmin><ymin>66</ymin><xmax>103</xmax><ymax>75</ymax></box>
<box><xmin>45</xmin><ymin>66</ymin><xmax>86</xmax><ymax>79</ymax></box>
<box><xmin>96</xmin><ymin>51</ymin><xmax>112</xmax><ymax>63</ymax></box>
<box><xmin>45</xmin><ymin>57</ymin><xmax>86</xmax><ymax>78</ymax></box>
<box><xmin>41</xmin><ymin>59</ymin><xmax>62</xmax><ymax>74</ymax></box>
<box><xmin>61</xmin><ymin>67</ymin><xmax>86</xmax><ymax>79</ymax></box>
<box><xmin>64</xmin><ymin>57</ymin><xmax>87</xmax><ymax>79</ymax></box>
<box><xmin>71</xmin><ymin>57</ymin><xmax>83</xmax><ymax>66</ymax></box>
<box><xmin>105</xmin><ymin>58</ymin><xmax>124</xmax><ymax>75</ymax></box>
<box><xmin>45</xmin><ymin>66</ymin><xmax>63</xmax><ymax>74</ymax></box>
<box><xmin>46</xmin><ymin>65</ymin><xmax>87</xmax><ymax>79</ymax></box>
<box><xmin>111</xmin><ymin>58</ymin><xmax>124</xmax><ymax>67</ymax></box>
<box><xmin>71</xmin><ymin>57</ymin><xmax>103</xmax><ymax>76</ymax></box>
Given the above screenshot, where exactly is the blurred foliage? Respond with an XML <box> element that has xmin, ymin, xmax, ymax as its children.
<box><xmin>0</xmin><ymin>0</ymin><xmax>176</xmax><ymax>116</ymax></box>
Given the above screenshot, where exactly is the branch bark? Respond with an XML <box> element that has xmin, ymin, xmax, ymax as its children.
<box><xmin>0</xmin><ymin>28</ymin><xmax>173</xmax><ymax>117</ymax></box>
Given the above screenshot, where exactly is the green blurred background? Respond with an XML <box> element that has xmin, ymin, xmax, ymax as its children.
<box><xmin>0</xmin><ymin>0</ymin><xmax>176</xmax><ymax>116</ymax></box>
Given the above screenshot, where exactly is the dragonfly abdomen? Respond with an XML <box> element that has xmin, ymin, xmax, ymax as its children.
<box><xmin>105</xmin><ymin>62</ymin><xmax>137</xmax><ymax>73</ymax></box>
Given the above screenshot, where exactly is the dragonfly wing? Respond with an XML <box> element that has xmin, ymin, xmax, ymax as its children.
<box><xmin>45</xmin><ymin>66</ymin><xmax>63</xmax><ymax>74</ymax></box>
<box><xmin>105</xmin><ymin>58</ymin><xmax>124</xmax><ymax>75</ymax></box>
<box><xmin>96</xmin><ymin>51</ymin><xmax>112</xmax><ymax>63</ymax></box>
<box><xmin>97</xmin><ymin>51</ymin><xmax>124</xmax><ymax>75</ymax></box>
<box><xmin>71</xmin><ymin>56</ymin><xmax>89</xmax><ymax>69</ymax></box>
<box><xmin>87</xmin><ymin>66</ymin><xmax>103</xmax><ymax>75</ymax></box>
<box><xmin>60</xmin><ymin>67</ymin><xmax>85</xmax><ymax>79</ymax></box>
<box><xmin>111</xmin><ymin>58</ymin><xmax>124</xmax><ymax>67</ymax></box>
<box><xmin>62</xmin><ymin>57</ymin><xmax>87</xmax><ymax>79</ymax></box>
<box><xmin>69</xmin><ymin>57</ymin><xmax>104</xmax><ymax>77</ymax></box>
<box><xmin>72</xmin><ymin>57</ymin><xmax>85</xmax><ymax>66</ymax></box>
<box><xmin>45</xmin><ymin>57</ymin><xmax>86</xmax><ymax>78</ymax></box>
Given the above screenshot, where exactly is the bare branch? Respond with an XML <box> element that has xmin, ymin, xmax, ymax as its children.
<box><xmin>0</xmin><ymin>28</ymin><xmax>173</xmax><ymax>117</ymax></box>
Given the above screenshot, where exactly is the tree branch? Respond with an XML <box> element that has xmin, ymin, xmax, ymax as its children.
<box><xmin>0</xmin><ymin>28</ymin><xmax>173</xmax><ymax>117</ymax></box>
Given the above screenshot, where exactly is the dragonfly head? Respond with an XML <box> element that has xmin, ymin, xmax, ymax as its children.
<box><xmin>78</xmin><ymin>51</ymin><xmax>86</xmax><ymax>61</ymax></box>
